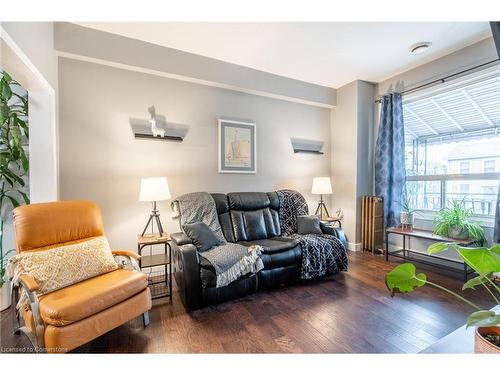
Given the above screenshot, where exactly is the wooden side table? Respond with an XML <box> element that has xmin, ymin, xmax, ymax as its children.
<box><xmin>138</xmin><ymin>233</ymin><xmax>172</xmax><ymax>301</ymax></box>
<box><xmin>320</xmin><ymin>217</ymin><xmax>342</xmax><ymax>228</ymax></box>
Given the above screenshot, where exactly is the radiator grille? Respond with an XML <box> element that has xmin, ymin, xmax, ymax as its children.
<box><xmin>361</xmin><ymin>196</ymin><xmax>384</xmax><ymax>253</ymax></box>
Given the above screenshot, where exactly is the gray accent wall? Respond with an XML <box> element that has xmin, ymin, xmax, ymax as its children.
<box><xmin>330</xmin><ymin>80</ymin><xmax>375</xmax><ymax>250</ymax></box>
<box><xmin>54</xmin><ymin>22</ymin><xmax>336</xmax><ymax>108</ymax></box>
<box><xmin>59</xmin><ymin>58</ymin><xmax>331</xmax><ymax>250</ymax></box>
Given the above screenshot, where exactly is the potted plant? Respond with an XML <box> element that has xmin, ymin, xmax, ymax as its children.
<box><xmin>0</xmin><ymin>70</ymin><xmax>30</xmax><ymax>310</ymax></box>
<box><xmin>400</xmin><ymin>194</ymin><xmax>416</xmax><ymax>230</ymax></box>
<box><xmin>433</xmin><ymin>199</ymin><xmax>485</xmax><ymax>245</ymax></box>
<box><xmin>386</xmin><ymin>242</ymin><xmax>500</xmax><ymax>353</ymax></box>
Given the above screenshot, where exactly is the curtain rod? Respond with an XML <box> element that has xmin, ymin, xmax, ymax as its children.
<box><xmin>374</xmin><ymin>58</ymin><xmax>500</xmax><ymax>104</ymax></box>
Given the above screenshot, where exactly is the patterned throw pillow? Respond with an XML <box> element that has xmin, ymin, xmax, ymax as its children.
<box><xmin>8</xmin><ymin>236</ymin><xmax>118</xmax><ymax>298</ymax></box>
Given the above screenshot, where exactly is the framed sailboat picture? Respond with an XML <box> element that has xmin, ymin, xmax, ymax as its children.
<box><xmin>218</xmin><ymin>119</ymin><xmax>256</xmax><ymax>173</ymax></box>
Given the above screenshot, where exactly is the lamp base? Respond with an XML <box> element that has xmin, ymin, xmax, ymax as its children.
<box><xmin>142</xmin><ymin>201</ymin><xmax>165</xmax><ymax>237</ymax></box>
<box><xmin>314</xmin><ymin>195</ymin><xmax>330</xmax><ymax>219</ymax></box>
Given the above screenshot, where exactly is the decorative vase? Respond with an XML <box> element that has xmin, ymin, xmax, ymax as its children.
<box><xmin>448</xmin><ymin>225</ymin><xmax>469</xmax><ymax>240</ymax></box>
<box><xmin>0</xmin><ymin>279</ymin><xmax>11</xmax><ymax>312</ymax></box>
<box><xmin>475</xmin><ymin>326</ymin><xmax>500</xmax><ymax>353</ymax></box>
<box><xmin>400</xmin><ymin>212</ymin><xmax>414</xmax><ymax>230</ymax></box>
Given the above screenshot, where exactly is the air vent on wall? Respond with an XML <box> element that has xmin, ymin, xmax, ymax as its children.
<box><xmin>291</xmin><ymin>138</ymin><xmax>324</xmax><ymax>154</ymax></box>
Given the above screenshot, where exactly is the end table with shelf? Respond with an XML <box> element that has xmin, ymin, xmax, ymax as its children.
<box><xmin>138</xmin><ymin>233</ymin><xmax>172</xmax><ymax>301</ymax></box>
<box><xmin>320</xmin><ymin>216</ymin><xmax>342</xmax><ymax>228</ymax></box>
<box><xmin>385</xmin><ymin>227</ymin><xmax>474</xmax><ymax>282</ymax></box>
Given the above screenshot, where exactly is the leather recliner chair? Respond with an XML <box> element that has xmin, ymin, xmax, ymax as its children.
<box><xmin>10</xmin><ymin>200</ymin><xmax>152</xmax><ymax>353</ymax></box>
<box><xmin>170</xmin><ymin>192</ymin><xmax>347</xmax><ymax>310</ymax></box>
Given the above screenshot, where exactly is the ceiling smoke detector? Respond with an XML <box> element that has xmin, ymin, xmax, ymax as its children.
<box><xmin>410</xmin><ymin>42</ymin><xmax>432</xmax><ymax>55</ymax></box>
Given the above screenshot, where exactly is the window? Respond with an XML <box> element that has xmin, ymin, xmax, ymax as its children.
<box><xmin>459</xmin><ymin>162</ymin><xmax>470</xmax><ymax>174</ymax></box>
<box><xmin>484</xmin><ymin>160</ymin><xmax>496</xmax><ymax>173</ymax></box>
<box><xmin>459</xmin><ymin>184</ymin><xmax>470</xmax><ymax>195</ymax></box>
<box><xmin>403</xmin><ymin>68</ymin><xmax>500</xmax><ymax>217</ymax></box>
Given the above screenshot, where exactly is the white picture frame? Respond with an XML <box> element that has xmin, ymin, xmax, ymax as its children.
<box><xmin>218</xmin><ymin>119</ymin><xmax>257</xmax><ymax>173</ymax></box>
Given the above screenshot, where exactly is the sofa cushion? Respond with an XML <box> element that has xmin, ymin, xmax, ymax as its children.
<box><xmin>230</xmin><ymin>208</ymin><xmax>281</xmax><ymax>242</ymax></box>
<box><xmin>211</xmin><ymin>194</ymin><xmax>235</xmax><ymax>242</ymax></box>
<box><xmin>237</xmin><ymin>237</ymin><xmax>299</xmax><ymax>254</ymax></box>
<box><xmin>297</xmin><ymin>215</ymin><xmax>322</xmax><ymax>235</ymax></box>
<box><xmin>228</xmin><ymin>192</ymin><xmax>270</xmax><ymax>210</ymax></box>
<box><xmin>38</xmin><ymin>269</ymin><xmax>148</xmax><ymax>327</ymax></box>
<box><xmin>241</xmin><ymin>210</ymin><xmax>268</xmax><ymax>240</ymax></box>
<box><xmin>259</xmin><ymin>246</ymin><xmax>302</xmax><ymax>269</ymax></box>
<box><xmin>183</xmin><ymin>222</ymin><xmax>223</xmax><ymax>252</ymax></box>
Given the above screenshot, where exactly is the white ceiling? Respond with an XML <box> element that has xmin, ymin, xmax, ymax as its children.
<box><xmin>76</xmin><ymin>22</ymin><xmax>492</xmax><ymax>88</ymax></box>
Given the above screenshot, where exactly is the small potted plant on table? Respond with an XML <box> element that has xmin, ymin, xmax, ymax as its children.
<box><xmin>386</xmin><ymin>242</ymin><xmax>500</xmax><ymax>353</ymax></box>
<box><xmin>400</xmin><ymin>195</ymin><xmax>416</xmax><ymax>231</ymax></box>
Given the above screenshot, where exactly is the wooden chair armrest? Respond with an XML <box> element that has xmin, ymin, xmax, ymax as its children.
<box><xmin>112</xmin><ymin>250</ymin><xmax>141</xmax><ymax>260</ymax></box>
<box><xmin>18</xmin><ymin>274</ymin><xmax>40</xmax><ymax>292</ymax></box>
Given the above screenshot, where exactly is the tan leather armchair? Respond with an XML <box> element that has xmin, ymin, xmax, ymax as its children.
<box><xmin>11</xmin><ymin>200</ymin><xmax>152</xmax><ymax>353</ymax></box>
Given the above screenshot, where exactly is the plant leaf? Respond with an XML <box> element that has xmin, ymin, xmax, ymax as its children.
<box><xmin>457</xmin><ymin>247</ymin><xmax>500</xmax><ymax>276</ymax></box>
<box><xmin>490</xmin><ymin>245</ymin><xmax>500</xmax><ymax>256</ymax></box>
<box><xmin>20</xmin><ymin>147</ymin><xmax>29</xmax><ymax>173</ymax></box>
<box><xmin>428</xmin><ymin>242</ymin><xmax>449</xmax><ymax>254</ymax></box>
<box><xmin>385</xmin><ymin>263</ymin><xmax>427</xmax><ymax>295</ymax></box>
<box><xmin>466</xmin><ymin>310</ymin><xmax>500</xmax><ymax>328</ymax></box>
<box><xmin>1</xmin><ymin>70</ymin><xmax>12</xmax><ymax>82</ymax></box>
<box><xmin>462</xmin><ymin>274</ymin><xmax>492</xmax><ymax>290</ymax></box>
<box><xmin>0</xmin><ymin>78</ymin><xmax>12</xmax><ymax>101</ymax></box>
<box><xmin>18</xmin><ymin>191</ymin><xmax>30</xmax><ymax>205</ymax></box>
<box><xmin>5</xmin><ymin>194</ymin><xmax>20</xmax><ymax>208</ymax></box>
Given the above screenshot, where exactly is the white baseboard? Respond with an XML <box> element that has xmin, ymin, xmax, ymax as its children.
<box><xmin>347</xmin><ymin>242</ymin><xmax>362</xmax><ymax>251</ymax></box>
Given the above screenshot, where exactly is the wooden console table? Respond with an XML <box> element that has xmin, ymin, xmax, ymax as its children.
<box><xmin>385</xmin><ymin>227</ymin><xmax>474</xmax><ymax>281</ymax></box>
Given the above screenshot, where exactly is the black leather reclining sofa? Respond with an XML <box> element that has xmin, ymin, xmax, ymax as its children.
<box><xmin>170</xmin><ymin>192</ymin><xmax>347</xmax><ymax>310</ymax></box>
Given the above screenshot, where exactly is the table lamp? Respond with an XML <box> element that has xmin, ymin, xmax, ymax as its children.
<box><xmin>312</xmin><ymin>177</ymin><xmax>332</xmax><ymax>219</ymax></box>
<box><xmin>139</xmin><ymin>177</ymin><xmax>171</xmax><ymax>237</ymax></box>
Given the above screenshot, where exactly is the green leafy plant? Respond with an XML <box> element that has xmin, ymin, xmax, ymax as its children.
<box><xmin>433</xmin><ymin>199</ymin><xmax>485</xmax><ymax>245</ymax></box>
<box><xmin>0</xmin><ymin>70</ymin><xmax>29</xmax><ymax>287</ymax></box>
<box><xmin>400</xmin><ymin>194</ymin><xmax>416</xmax><ymax>214</ymax></box>
<box><xmin>398</xmin><ymin>182</ymin><xmax>422</xmax><ymax>216</ymax></box>
<box><xmin>386</xmin><ymin>243</ymin><xmax>500</xmax><ymax>330</ymax></box>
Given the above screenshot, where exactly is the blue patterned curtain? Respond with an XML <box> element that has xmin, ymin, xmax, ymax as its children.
<box><xmin>494</xmin><ymin>186</ymin><xmax>500</xmax><ymax>244</ymax></box>
<box><xmin>375</xmin><ymin>93</ymin><xmax>406</xmax><ymax>228</ymax></box>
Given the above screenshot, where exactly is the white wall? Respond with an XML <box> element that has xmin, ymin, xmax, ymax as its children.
<box><xmin>0</xmin><ymin>22</ymin><xmax>58</xmax><ymax>255</ymax></box>
<box><xmin>58</xmin><ymin>58</ymin><xmax>332</xmax><ymax>251</ymax></box>
<box><xmin>1</xmin><ymin>22</ymin><xmax>59</xmax><ymax>203</ymax></box>
<box><xmin>1</xmin><ymin>22</ymin><xmax>58</xmax><ymax>89</ymax></box>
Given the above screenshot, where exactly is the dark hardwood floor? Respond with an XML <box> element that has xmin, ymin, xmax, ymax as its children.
<box><xmin>1</xmin><ymin>251</ymin><xmax>495</xmax><ymax>353</ymax></box>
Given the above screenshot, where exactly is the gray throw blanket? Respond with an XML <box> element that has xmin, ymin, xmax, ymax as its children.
<box><xmin>276</xmin><ymin>189</ymin><xmax>348</xmax><ymax>279</ymax></box>
<box><xmin>176</xmin><ymin>192</ymin><xmax>264</xmax><ymax>288</ymax></box>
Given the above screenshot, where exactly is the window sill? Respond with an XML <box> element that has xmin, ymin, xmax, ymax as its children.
<box><xmin>413</xmin><ymin>210</ymin><xmax>495</xmax><ymax>229</ymax></box>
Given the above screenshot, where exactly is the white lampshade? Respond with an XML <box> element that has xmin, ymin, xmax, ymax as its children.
<box><xmin>139</xmin><ymin>177</ymin><xmax>171</xmax><ymax>202</ymax></box>
<box><xmin>311</xmin><ymin>177</ymin><xmax>332</xmax><ymax>195</ymax></box>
